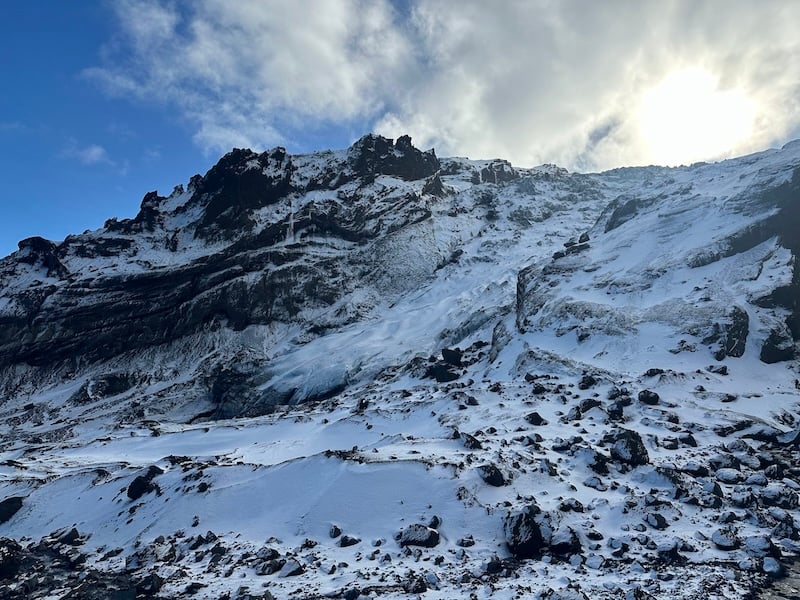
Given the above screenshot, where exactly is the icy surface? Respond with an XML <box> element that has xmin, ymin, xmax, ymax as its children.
<box><xmin>0</xmin><ymin>138</ymin><xmax>799</xmax><ymax>598</ymax></box>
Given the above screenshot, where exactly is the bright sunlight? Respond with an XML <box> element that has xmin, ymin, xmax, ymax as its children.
<box><xmin>638</xmin><ymin>67</ymin><xmax>757</xmax><ymax>166</ymax></box>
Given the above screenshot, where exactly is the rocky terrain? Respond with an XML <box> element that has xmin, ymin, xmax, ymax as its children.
<box><xmin>0</xmin><ymin>135</ymin><xmax>799</xmax><ymax>598</ymax></box>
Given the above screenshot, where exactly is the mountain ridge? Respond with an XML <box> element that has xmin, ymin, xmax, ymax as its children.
<box><xmin>0</xmin><ymin>135</ymin><xmax>799</xmax><ymax>598</ymax></box>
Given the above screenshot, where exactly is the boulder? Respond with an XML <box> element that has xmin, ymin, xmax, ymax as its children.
<box><xmin>637</xmin><ymin>390</ymin><xmax>660</xmax><ymax>405</ymax></box>
<box><xmin>441</xmin><ymin>347</ymin><xmax>463</xmax><ymax>366</ymax></box>
<box><xmin>478</xmin><ymin>464</ymin><xmax>506</xmax><ymax>487</ymax></box>
<box><xmin>608</xmin><ymin>429</ymin><xmax>649</xmax><ymax>466</ymax></box>
<box><xmin>127</xmin><ymin>466</ymin><xmax>164</xmax><ymax>501</ymax></box>
<box><xmin>0</xmin><ymin>497</ymin><xmax>23</xmax><ymax>524</ymax></box>
<box><xmin>399</xmin><ymin>524</ymin><xmax>439</xmax><ymax>548</ymax></box>
<box><xmin>711</xmin><ymin>528</ymin><xmax>740</xmax><ymax>551</ymax></box>
<box><xmin>0</xmin><ymin>538</ymin><xmax>22</xmax><ymax>580</ymax></box>
<box><xmin>504</xmin><ymin>504</ymin><xmax>546</xmax><ymax>559</ymax></box>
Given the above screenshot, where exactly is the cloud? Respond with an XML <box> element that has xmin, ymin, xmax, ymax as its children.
<box><xmin>87</xmin><ymin>0</ymin><xmax>800</xmax><ymax>170</ymax></box>
<box><xmin>87</xmin><ymin>0</ymin><xmax>410</xmax><ymax>153</ymax></box>
<box><xmin>61</xmin><ymin>142</ymin><xmax>113</xmax><ymax>166</ymax></box>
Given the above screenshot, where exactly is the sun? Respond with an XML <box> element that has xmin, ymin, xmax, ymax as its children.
<box><xmin>637</xmin><ymin>67</ymin><xmax>757</xmax><ymax>166</ymax></box>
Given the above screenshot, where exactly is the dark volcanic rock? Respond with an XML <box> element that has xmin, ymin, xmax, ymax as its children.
<box><xmin>425</xmin><ymin>363</ymin><xmax>460</xmax><ymax>383</ymax></box>
<box><xmin>136</xmin><ymin>572</ymin><xmax>165</xmax><ymax>596</ymax></box>
<box><xmin>127</xmin><ymin>466</ymin><xmax>164</xmax><ymax>501</ymax></box>
<box><xmin>760</xmin><ymin>327</ymin><xmax>796</xmax><ymax>363</ymax></box>
<box><xmin>0</xmin><ymin>497</ymin><xmax>23</xmax><ymax>525</ymax></box>
<box><xmin>607</xmin><ymin>429</ymin><xmax>649</xmax><ymax>467</ymax></box>
<box><xmin>0</xmin><ymin>538</ymin><xmax>22</xmax><ymax>580</ymax></box>
<box><xmin>194</xmin><ymin>147</ymin><xmax>294</xmax><ymax>240</ymax></box>
<box><xmin>339</xmin><ymin>535</ymin><xmax>361</xmax><ymax>547</ymax></box>
<box><xmin>348</xmin><ymin>134</ymin><xmax>439</xmax><ymax>182</ymax></box>
<box><xmin>441</xmin><ymin>347</ymin><xmax>463</xmax><ymax>366</ymax></box>
<box><xmin>549</xmin><ymin>527</ymin><xmax>581</xmax><ymax>558</ymax></box>
<box><xmin>17</xmin><ymin>236</ymin><xmax>67</xmax><ymax>278</ymax></box>
<box><xmin>637</xmin><ymin>389</ymin><xmax>660</xmax><ymax>405</ymax></box>
<box><xmin>0</xmin><ymin>137</ymin><xmax>439</xmax><ymax>377</ymax></box>
<box><xmin>504</xmin><ymin>504</ymin><xmax>546</xmax><ymax>559</ymax></box>
<box><xmin>399</xmin><ymin>524</ymin><xmax>440</xmax><ymax>548</ymax></box>
<box><xmin>478</xmin><ymin>464</ymin><xmax>507</xmax><ymax>487</ymax></box>
<box><xmin>525</xmin><ymin>411</ymin><xmax>547</xmax><ymax>426</ymax></box>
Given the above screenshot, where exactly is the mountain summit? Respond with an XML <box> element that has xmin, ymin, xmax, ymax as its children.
<box><xmin>0</xmin><ymin>136</ymin><xmax>799</xmax><ymax>598</ymax></box>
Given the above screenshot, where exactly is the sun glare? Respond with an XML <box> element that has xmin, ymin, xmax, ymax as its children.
<box><xmin>637</xmin><ymin>67</ymin><xmax>756</xmax><ymax>166</ymax></box>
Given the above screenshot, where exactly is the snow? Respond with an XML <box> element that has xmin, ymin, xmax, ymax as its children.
<box><xmin>0</xmin><ymin>140</ymin><xmax>800</xmax><ymax>597</ymax></box>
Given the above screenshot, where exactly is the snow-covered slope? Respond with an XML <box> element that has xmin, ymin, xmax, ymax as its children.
<box><xmin>0</xmin><ymin>135</ymin><xmax>799</xmax><ymax>599</ymax></box>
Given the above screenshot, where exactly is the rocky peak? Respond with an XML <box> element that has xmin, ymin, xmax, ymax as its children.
<box><xmin>193</xmin><ymin>147</ymin><xmax>295</xmax><ymax>239</ymax></box>
<box><xmin>347</xmin><ymin>134</ymin><xmax>440</xmax><ymax>182</ymax></box>
<box><xmin>16</xmin><ymin>236</ymin><xmax>67</xmax><ymax>279</ymax></box>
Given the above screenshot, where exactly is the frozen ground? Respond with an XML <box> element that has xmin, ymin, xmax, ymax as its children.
<box><xmin>0</xmin><ymin>137</ymin><xmax>799</xmax><ymax>598</ymax></box>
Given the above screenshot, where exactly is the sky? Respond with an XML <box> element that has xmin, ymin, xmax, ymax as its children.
<box><xmin>2</xmin><ymin>1</ymin><xmax>800</xmax><ymax>258</ymax></box>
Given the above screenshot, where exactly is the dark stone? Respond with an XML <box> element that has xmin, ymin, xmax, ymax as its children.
<box><xmin>258</xmin><ymin>558</ymin><xmax>285</xmax><ymax>575</ymax></box>
<box><xmin>185</xmin><ymin>582</ymin><xmax>207</xmax><ymax>595</ymax></box>
<box><xmin>425</xmin><ymin>363</ymin><xmax>459</xmax><ymax>383</ymax></box>
<box><xmin>703</xmin><ymin>306</ymin><xmax>749</xmax><ymax>359</ymax></box>
<box><xmin>578</xmin><ymin>232</ymin><xmax>590</xmax><ymax>243</ymax></box>
<box><xmin>478</xmin><ymin>464</ymin><xmax>506</xmax><ymax>487</ymax></box>
<box><xmin>761</xmin><ymin>328</ymin><xmax>796</xmax><ymax>363</ymax></box>
<box><xmin>329</xmin><ymin>525</ymin><xmax>342</xmax><ymax>538</ymax></box>
<box><xmin>0</xmin><ymin>538</ymin><xmax>22</xmax><ymax>580</ymax></box>
<box><xmin>549</xmin><ymin>527</ymin><xmax>581</xmax><ymax>558</ymax></box>
<box><xmin>461</xmin><ymin>433</ymin><xmax>483</xmax><ymax>450</ymax></box>
<box><xmin>348</xmin><ymin>134</ymin><xmax>439</xmax><ymax>182</ymax></box>
<box><xmin>559</xmin><ymin>498</ymin><xmax>584</xmax><ymax>513</ymax></box>
<box><xmin>280</xmin><ymin>558</ymin><xmax>304</xmax><ymax>577</ymax></box>
<box><xmin>504</xmin><ymin>504</ymin><xmax>546</xmax><ymax>559</ymax></box>
<box><xmin>644</xmin><ymin>368</ymin><xmax>664</xmax><ymax>377</ymax></box>
<box><xmin>135</xmin><ymin>573</ymin><xmax>164</xmax><ymax>596</ymax></box>
<box><xmin>607</xmin><ymin>429</ymin><xmax>649</xmax><ymax>466</ymax></box>
<box><xmin>441</xmin><ymin>347</ymin><xmax>463</xmax><ymax>366</ymax></box>
<box><xmin>127</xmin><ymin>466</ymin><xmax>164</xmax><ymax>501</ymax></box>
<box><xmin>479</xmin><ymin>160</ymin><xmax>518</xmax><ymax>184</ymax></box>
<box><xmin>457</xmin><ymin>535</ymin><xmax>475</xmax><ymax>547</ymax></box>
<box><xmin>579</xmin><ymin>397</ymin><xmax>601</xmax><ymax>413</ymax></box>
<box><xmin>57</xmin><ymin>527</ymin><xmax>82</xmax><ymax>546</ymax></box>
<box><xmin>485</xmin><ymin>555</ymin><xmax>503</xmax><ymax>574</ymax></box>
<box><xmin>607</xmin><ymin>401</ymin><xmax>624</xmax><ymax>421</ymax></box>
<box><xmin>0</xmin><ymin>497</ymin><xmax>23</xmax><ymax>524</ymax></box>
<box><xmin>711</xmin><ymin>528</ymin><xmax>740</xmax><ymax>551</ymax></box>
<box><xmin>17</xmin><ymin>236</ymin><xmax>68</xmax><ymax>278</ymax></box>
<box><xmin>638</xmin><ymin>390</ymin><xmax>660</xmax><ymax>405</ymax></box>
<box><xmin>422</xmin><ymin>173</ymin><xmax>448</xmax><ymax>197</ymax></box>
<box><xmin>646</xmin><ymin>513</ymin><xmax>669</xmax><ymax>530</ymax></box>
<box><xmin>578</xmin><ymin>374</ymin><xmax>597</xmax><ymax>390</ymax></box>
<box><xmin>339</xmin><ymin>535</ymin><xmax>360</xmax><ymax>547</ymax></box>
<box><xmin>525</xmin><ymin>411</ymin><xmax>547</xmax><ymax>426</ymax></box>
<box><xmin>399</xmin><ymin>524</ymin><xmax>439</xmax><ymax>548</ymax></box>
<box><xmin>194</xmin><ymin>147</ymin><xmax>294</xmax><ymax>239</ymax></box>
<box><xmin>405</xmin><ymin>576</ymin><xmax>427</xmax><ymax>594</ymax></box>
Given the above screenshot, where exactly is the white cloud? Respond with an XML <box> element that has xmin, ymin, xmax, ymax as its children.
<box><xmin>88</xmin><ymin>0</ymin><xmax>800</xmax><ymax>170</ymax></box>
<box><xmin>61</xmin><ymin>142</ymin><xmax>113</xmax><ymax>166</ymax></box>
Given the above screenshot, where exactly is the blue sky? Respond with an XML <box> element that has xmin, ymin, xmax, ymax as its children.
<box><xmin>0</xmin><ymin>3</ymin><xmax>198</xmax><ymax>256</ymax></box>
<box><xmin>2</xmin><ymin>1</ymin><xmax>799</xmax><ymax>258</ymax></box>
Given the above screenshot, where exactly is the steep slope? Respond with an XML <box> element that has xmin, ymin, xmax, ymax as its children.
<box><xmin>0</xmin><ymin>136</ymin><xmax>799</xmax><ymax>599</ymax></box>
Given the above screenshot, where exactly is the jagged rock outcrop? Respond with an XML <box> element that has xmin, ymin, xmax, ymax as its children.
<box><xmin>0</xmin><ymin>135</ymin><xmax>442</xmax><ymax>373</ymax></box>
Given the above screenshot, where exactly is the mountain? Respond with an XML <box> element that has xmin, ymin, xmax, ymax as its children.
<box><xmin>0</xmin><ymin>134</ymin><xmax>799</xmax><ymax>599</ymax></box>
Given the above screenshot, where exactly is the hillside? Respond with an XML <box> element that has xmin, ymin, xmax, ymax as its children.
<box><xmin>0</xmin><ymin>135</ymin><xmax>799</xmax><ymax>599</ymax></box>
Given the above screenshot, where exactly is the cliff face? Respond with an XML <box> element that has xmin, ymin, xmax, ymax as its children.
<box><xmin>0</xmin><ymin>135</ymin><xmax>799</xmax><ymax>419</ymax></box>
<box><xmin>1</xmin><ymin>138</ymin><xmax>800</xmax><ymax>599</ymax></box>
<box><xmin>0</xmin><ymin>135</ymin><xmax>441</xmax><ymax>367</ymax></box>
